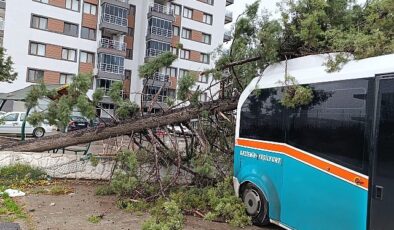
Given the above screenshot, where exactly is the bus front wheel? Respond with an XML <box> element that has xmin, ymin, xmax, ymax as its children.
<box><xmin>241</xmin><ymin>183</ymin><xmax>270</xmax><ymax>226</ymax></box>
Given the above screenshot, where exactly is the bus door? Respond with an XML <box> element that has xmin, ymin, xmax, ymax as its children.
<box><xmin>370</xmin><ymin>77</ymin><xmax>394</xmax><ymax>229</ymax></box>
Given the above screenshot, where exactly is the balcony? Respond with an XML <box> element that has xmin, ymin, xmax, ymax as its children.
<box><xmin>146</xmin><ymin>48</ymin><xmax>165</xmax><ymax>58</ymax></box>
<box><xmin>143</xmin><ymin>72</ymin><xmax>171</xmax><ymax>87</ymax></box>
<box><xmin>97</xmin><ymin>63</ymin><xmax>125</xmax><ymax>80</ymax></box>
<box><xmin>0</xmin><ymin>0</ymin><xmax>5</xmax><ymax>9</ymax></box>
<box><xmin>146</xmin><ymin>26</ymin><xmax>173</xmax><ymax>43</ymax></box>
<box><xmin>98</xmin><ymin>38</ymin><xmax>127</xmax><ymax>56</ymax></box>
<box><xmin>141</xmin><ymin>94</ymin><xmax>171</xmax><ymax>109</ymax></box>
<box><xmin>101</xmin><ymin>0</ymin><xmax>129</xmax><ymax>9</ymax></box>
<box><xmin>100</xmin><ymin>13</ymin><xmax>128</xmax><ymax>34</ymax></box>
<box><xmin>223</xmin><ymin>30</ymin><xmax>232</xmax><ymax>42</ymax></box>
<box><xmin>148</xmin><ymin>3</ymin><xmax>175</xmax><ymax>21</ymax></box>
<box><xmin>225</xmin><ymin>10</ymin><xmax>233</xmax><ymax>24</ymax></box>
<box><xmin>226</xmin><ymin>0</ymin><xmax>234</xmax><ymax>6</ymax></box>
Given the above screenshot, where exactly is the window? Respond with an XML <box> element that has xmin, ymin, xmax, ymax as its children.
<box><xmin>27</xmin><ymin>69</ymin><xmax>44</xmax><ymax>83</ymax></box>
<box><xmin>287</xmin><ymin>79</ymin><xmax>370</xmax><ymax>172</ymax></box>
<box><xmin>66</xmin><ymin>0</ymin><xmax>79</xmax><ymax>11</ymax></box>
<box><xmin>128</xmin><ymin>28</ymin><xmax>134</xmax><ymax>36</ymax></box>
<box><xmin>180</xmin><ymin>49</ymin><xmax>190</xmax><ymax>59</ymax></box>
<box><xmin>60</xmin><ymin>73</ymin><xmax>74</xmax><ymax>84</ymax></box>
<box><xmin>35</xmin><ymin>0</ymin><xmax>49</xmax><ymax>3</ymax></box>
<box><xmin>64</xmin><ymin>22</ymin><xmax>78</xmax><ymax>37</ymax></box>
<box><xmin>29</xmin><ymin>42</ymin><xmax>46</xmax><ymax>56</ymax></box>
<box><xmin>31</xmin><ymin>15</ymin><xmax>48</xmax><ymax>30</ymax></box>
<box><xmin>126</xmin><ymin>49</ymin><xmax>133</xmax><ymax>60</ymax></box>
<box><xmin>198</xmin><ymin>74</ymin><xmax>208</xmax><ymax>83</ymax></box>
<box><xmin>171</xmin><ymin>4</ymin><xmax>181</xmax><ymax>16</ymax></box>
<box><xmin>200</xmin><ymin>0</ymin><xmax>214</xmax><ymax>5</ymax></box>
<box><xmin>182</xmin><ymin>28</ymin><xmax>191</xmax><ymax>39</ymax></box>
<box><xmin>83</xmin><ymin>2</ymin><xmax>96</xmax><ymax>15</ymax></box>
<box><xmin>62</xmin><ymin>48</ymin><xmax>76</xmax><ymax>61</ymax></box>
<box><xmin>171</xmin><ymin>47</ymin><xmax>177</xmax><ymax>55</ymax></box>
<box><xmin>200</xmin><ymin>53</ymin><xmax>210</xmax><ymax>64</ymax></box>
<box><xmin>148</xmin><ymin>17</ymin><xmax>173</xmax><ymax>38</ymax></box>
<box><xmin>80</xmin><ymin>51</ymin><xmax>94</xmax><ymax>63</ymax></box>
<box><xmin>202</xmin><ymin>33</ymin><xmax>211</xmax><ymax>44</ymax></box>
<box><xmin>203</xmin><ymin>13</ymin><xmax>213</xmax><ymax>24</ymax></box>
<box><xmin>146</xmin><ymin>40</ymin><xmax>171</xmax><ymax>56</ymax></box>
<box><xmin>173</xmin><ymin>26</ymin><xmax>180</xmax><ymax>36</ymax></box>
<box><xmin>183</xmin><ymin>7</ymin><xmax>193</xmax><ymax>19</ymax></box>
<box><xmin>129</xmin><ymin>5</ymin><xmax>136</xmax><ymax>15</ymax></box>
<box><xmin>240</xmin><ymin>88</ymin><xmax>285</xmax><ymax>143</ymax></box>
<box><xmin>103</xmin><ymin>4</ymin><xmax>128</xmax><ymax>26</ymax></box>
<box><xmin>125</xmin><ymin>69</ymin><xmax>131</xmax><ymax>80</ymax></box>
<box><xmin>165</xmin><ymin>67</ymin><xmax>177</xmax><ymax>77</ymax></box>
<box><xmin>199</xmin><ymin>93</ymin><xmax>208</xmax><ymax>102</ymax></box>
<box><xmin>81</xmin><ymin>27</ymin><xmax>96</xmax><ymax>40</ymax></box>
<box><xmin>179</xmin><ymin>69</ymin><xmax>189</xmax><ymax>78</ymax></box>
<box><xmin>3</xmin><ymin>113</ymin><xmax>18</xmax><ymax>122</ymax></box>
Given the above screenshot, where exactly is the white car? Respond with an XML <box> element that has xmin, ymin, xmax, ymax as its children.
<box><xmin>0</xmin><ymin>112</ymin><xmax>52</xmax><ymax>138</ymax></box>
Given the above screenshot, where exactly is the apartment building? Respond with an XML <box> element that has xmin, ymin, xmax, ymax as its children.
<box><xmin>0</xmin><ymin>0</ymin><xmax>233</xmax><ymax>116</ymax></box>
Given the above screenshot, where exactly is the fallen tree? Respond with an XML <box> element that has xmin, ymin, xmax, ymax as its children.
<box><xmin>2</xmin><ymin>97</ymin><xmax>238</xmax><ymax>152</ymax></box>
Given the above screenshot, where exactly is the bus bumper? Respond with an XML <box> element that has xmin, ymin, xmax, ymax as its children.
<box><xmin>233</xmin><ymin>176</ymin><xmax>240</xmax><ymax>197</ymax></box>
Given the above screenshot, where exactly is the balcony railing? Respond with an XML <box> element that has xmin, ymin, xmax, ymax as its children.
<box><xmin>102</xmin><ymin>13</ymin><xmax>128</xmax><ymax>27</ymax></box>
<box><xmin>146</xmin><ymin>48</ymin><xmax>166</xmax><ymax>57</ymax></box>
<box><xmin>142</xmin><ymin>94</ymin><xmax>169</xmax><ymax>103</ymax></box>
<box><xmin>100</xmin><ymin>38</ymin><xmax>126</xmax><ymax>51</ymax></box>
<box><xmin>148</xmin><ymin>26</ymin><xmax>173</xmax><ymax>38</ymax></box>
<box><xmin>98</xmin><ymin>63</ymin><xmax>124</xmax><ymax>75</ymax></box>
<box><xmin>150</xmin><ymin>3</ymin><xmax>174</xmax><ymax>16</ymax></box>
<box><xmin>99</xmin><ymin>88</ymin><xmax>125</xmax><ymax>97</ymax></box>
<box><xmin>152</xmin><ymin>72</ymin><xmax>170</xmax><ymax>82</ymax></box>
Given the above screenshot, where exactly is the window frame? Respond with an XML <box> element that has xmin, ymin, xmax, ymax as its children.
<box><xmin>61</xmin><ymin>47</ymin><xmax>77</xmax><ymax>62</ymax></box>
<box><xmin>81</xmin><ymin>27</ymin><xmax>96</xmax><ymax>40</ymax></box>
<box><xmin>80</xmin><ymin>51</ymin><xmax>94</xmax><ymax>64</ymax></box>
<box><xmin>31</xmin><ymin>15</ymin><xmax>48</xmax><ymax>30</ymax></box>
<box><xmin>66</xmin><ymin>0</ymin><xmax>80</xmax><ymax>11</ymax></box>
<box><xmin>27</xmin><ymin>68</ymin><xmax>44</xmax><ymax>83</ymax></box>
<box><xmin>183</xmin><ymin>7</ymin><xmax>193</xmax><ymax>19</ymax></box>
<box><xmin>29</xmin><ymin>42</ymin><xmax>46</xmax><ymax>56</ymax></box>
<box><xmin>180</xmin><ymin>49</ymin><xmax>190</xmax><ymax>60</ymax></box>
<box><xmin>202</xmin><ymin>33</ymin><xmax>211</xmax><ymax>44</ymax></box>
<box><xmin>181</xmin><ymin>28</ymin><xmax>191</xmax><ymax>39</ymax></box>
<box><xmin>83</xmin><ymin>2</ymin><xmax>97</xmax><ymax>15</ymax></box>
<box><xmin>200</xmin><ymin>53</ymin><xmax>210</xmax><ymax>64</ymax></box>
<box><xmin>59</xmin><ymin>73</ymin><xmax>74</xmax><ymax>84</ymax></box>
<box><xmin>203</xmin><ymin>13</ymin><xmax>213</xmax><ymax>25</ymax></box>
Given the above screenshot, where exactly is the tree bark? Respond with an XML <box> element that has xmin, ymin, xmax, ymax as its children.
<box><xmin>3</xmin><ymin>97</ymin><xmax>239</xmax><ymax>152</ymax></box>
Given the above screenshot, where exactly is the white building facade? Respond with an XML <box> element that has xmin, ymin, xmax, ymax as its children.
<box><xmin>0</xmin><ymin>0</ymin><xmax>233</xmax><ymax>115</ymax></box>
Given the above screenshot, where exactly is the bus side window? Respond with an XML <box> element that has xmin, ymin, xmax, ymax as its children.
<box><xmin>286</xmin><ymin>79</ymin><xmax>370</xmax><ymax>173</ymax></box>
<box><xmin>240</xmin><ymin>88</ymin><xmax>286</xmax><ymax>142</ymax></box>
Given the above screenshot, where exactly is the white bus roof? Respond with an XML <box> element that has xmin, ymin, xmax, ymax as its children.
<box><xmin>252</xmin><ymin>53</ymin><xmax>394</xmax><ymax>90</ymax></box>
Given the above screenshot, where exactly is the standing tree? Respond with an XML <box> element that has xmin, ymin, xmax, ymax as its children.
<box><xmin>0</xmin><ymin>47</ymin><xmax>17</xmax><ymax>83</ymax></box>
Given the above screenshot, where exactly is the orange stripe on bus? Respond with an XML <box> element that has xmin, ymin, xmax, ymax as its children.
<box><xmin>236</xmin><ymin>139</ymin><xmax>369</xmax><ymax>190</ymax></box>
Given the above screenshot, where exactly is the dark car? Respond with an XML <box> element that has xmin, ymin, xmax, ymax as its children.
<box><xmin>66</xmin><ymin>116</ymin><xmax>89</xmax><ymax>132</ymax></box>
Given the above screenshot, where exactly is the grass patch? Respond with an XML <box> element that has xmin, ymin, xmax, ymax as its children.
<box><xmin>0</xmin><ymin>193</ymin><xmax>27</xmax><ymax>222</ymax></box>
<box><xmin>95</xmin><ymin>185</ymin><xmax>115</xmax><ymax>196</ymax></box>
<box><xmin>0</xmin><ymin>164</ymin><xmax>46</xmax><ymax>187</ymax></box>
<box><xmin>30</xmin><ymin>185</ymin><xmax>74</xmax><ymax>195</ymax></box>
<box><xmin>87</xmin><ymin>215</ymin><xmax>102</xmax><ymax>224</ymax></box>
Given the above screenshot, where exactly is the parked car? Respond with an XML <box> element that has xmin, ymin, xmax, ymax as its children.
<box><xmin>0</xmin><ymin>112</ymin><xmax>52</xmax><ymax>138</ymax></box>
<box><xmin>166</xmin><ymin>124</ymin><xmax>192</xmax><ymax>136</ymax></box>
<box><xmin>0</xmin><ymin>111</ymin><xmax>6</xmax><ymax>116</ymax></box>
<box><xmin>66</xmin><ymin>116</ymin><xmax>90</xmax><ymax>132</ymax></box>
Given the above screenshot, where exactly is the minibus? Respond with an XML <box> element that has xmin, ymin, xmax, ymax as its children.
<box><xmin>233</xmin><ymin>54</ymin><xmax>394</xmax><ymax>230</ymax></box>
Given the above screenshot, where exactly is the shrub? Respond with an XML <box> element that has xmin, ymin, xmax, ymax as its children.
<box><xmin>142</xmin><ymin>200</ymin><xmax>183</xmax><ymax>230</ymax></box>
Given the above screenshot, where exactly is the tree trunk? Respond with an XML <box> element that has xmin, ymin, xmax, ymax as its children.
<box><xmin>3</xmin><ymin>97</ymin><xmax>239</xmax><ymax>152</ymax></box>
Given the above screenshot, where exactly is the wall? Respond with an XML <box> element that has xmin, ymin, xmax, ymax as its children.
<box><xmin>0</xmin><ymin>151</ymin><xmax>115</xmax><ymax>180</ymax></box>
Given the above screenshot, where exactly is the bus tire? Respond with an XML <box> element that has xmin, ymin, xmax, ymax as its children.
<box><xmin>241</xmin><ymin>183</ymin><xmax>270</xmax><ymax>226</ymax></box>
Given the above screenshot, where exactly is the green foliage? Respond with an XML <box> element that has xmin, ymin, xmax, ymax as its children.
<box><xmin>279</xmin><ymin>75</ymin><xmax>314</xmax><ymax>108</ymax></box>
<box><xmin>0</xmin><ymin>193</ymin><xmax>26</xmax><ymax>222</ymax></box>
<box><xmin>0</xmin><ymin>164</ymin><xmax>46</xmax><ymax>187</ymax></box>
<box><xmin>92</xmin><ymin>88</ymin><xmax>105</xmax><ymax>105</ymax></box>
<box><xmin>95</xmin><ymin>185</ymin><xmax>115</xmax><ymax>196</ymax></box>
<box><xmin>142</xmin><ymin>200</ymin><xmax>184</xmax><ymax>230</ymax></box>
<box><xmin>138</xmin><ymin>52</ymin><xmax>177</xmax><ymax>78</ymax></box>
<box><xmin>177</xmin><ymin>74</ymin><xmax>196</xmax><ymax>101</ymax></box>
<box><xmin>169</xmin><ymin>178</ymin><xmax>251</xmax><ymax>228</ymax></box>
<box><xmin>109</xmin><ymin>81</ymin><xmax>123</xmax><ymax>104</ymax></box>
<box><xmin>87</xmin><ymin>215</ymin><xmax>102</xmax><ymax>224</ymax></box>
<box><xmin>90</xmin><ymin>155</ymin><xmax>99</xmax><ymax>167</ymax></box>
<box><xmin>25</xmin><ymin>74</ymin><xmax>102</xmax><ymax>129</ymax></box>
<box><xmin>324</xmin><ymin>53</ymin><xmax>351</xmax><ymax>72</ymax></box>
<box><xmin>115</xmin><ymin>101</ymin><xmax>139</xmax><ymax>120</ymax></box>
<box><xmin>0</xmin><ymin>48</ymin><xmax>17</xmax><ymax>83</ymax></box>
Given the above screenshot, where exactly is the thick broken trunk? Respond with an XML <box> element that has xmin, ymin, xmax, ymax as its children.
<box><xmin>3</xmin><ymin>97</ymin><xmax>239</xmax><ymax>152</ymax></box>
